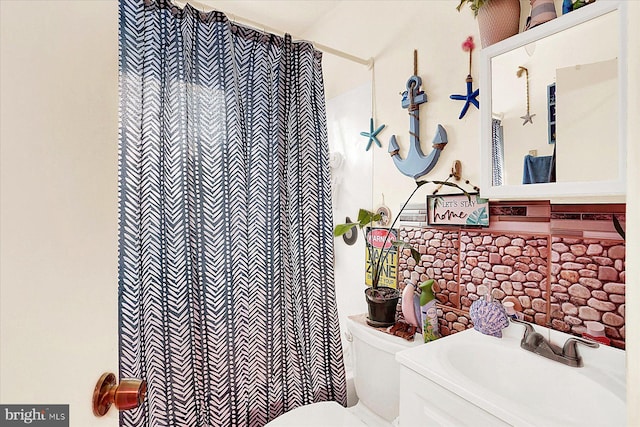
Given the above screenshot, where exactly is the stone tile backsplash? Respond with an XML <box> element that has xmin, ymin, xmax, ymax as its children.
<box><xmin>397</xmin><ymin>210</ymin><xmax>626</xmax><ymax>348</ymax></box>
<box><xmin>458</xmin><ymin>232</ymin><xmax>549</xmax><ymax>327</ymax></box>
<box><xmin>549</xmin><ymin>237</ymin><xmax>626</xmax><ymax>348</ymax></box>
<box><xmin>398</xmin><ymin>228</ymin><xmax>459</xmax><ymax>308</ymax></box>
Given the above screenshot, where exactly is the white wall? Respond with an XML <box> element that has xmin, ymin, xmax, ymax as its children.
<box><xmin>556</xmin><ymin>58</ymin><xmax>617</xmax><ymax>182</ymax></box>
<box><xmin>356</xmin><ymin>2</ymin><xmax>483</xmax><ymax>217</ymax></box>
<box><xmin>317</xmin><ymin>1</ymin><xmax>486</xmax><ymax>347</ymax></box>
<box><xmin>0</xmin><ymin>1</ymin><xmax>119</xmax><ymax>426</ymax></box>
<box><xmin>326</xmin><ymin>83</ymin><xmax>372</xmax><ymax>346</ymax></box>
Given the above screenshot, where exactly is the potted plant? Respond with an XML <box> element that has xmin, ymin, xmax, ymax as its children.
<box><xmin>456</xmin><ymin>0</ymin><xmax>487</xmax><ymax>16</ymax></box>
<box><xmin>457</xmin><ymin>0</ymin><xmax>521</xmax><ymax>48</ymax></box>
<box><xmin>334</xmin><ymin>180</ymin><xmax>469</xmax><ymax>327</ymax></box>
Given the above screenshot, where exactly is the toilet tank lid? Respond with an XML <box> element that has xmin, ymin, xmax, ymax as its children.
<box><xmin>346</xmin><ymin>314</ymin><xmax>422</xmax><ymax>353</ymax></box>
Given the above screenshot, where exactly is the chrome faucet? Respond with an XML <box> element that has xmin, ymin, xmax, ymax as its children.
<box><xmin>510</xmin><ymin>317</ymin><xmax>599</xmax><ymax>367</ymax></box>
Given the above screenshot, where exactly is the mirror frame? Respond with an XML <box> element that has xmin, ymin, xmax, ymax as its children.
<box><xmin>479</xmin><ymin>0</ymin><xmax>627</xmax><ymax>200</ymax></box>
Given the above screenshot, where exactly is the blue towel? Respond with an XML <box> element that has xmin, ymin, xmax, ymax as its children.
<box><xmin>522</xmin><ymin>148</ymin><xmax>556</xmax><ymax>184</ymax></box>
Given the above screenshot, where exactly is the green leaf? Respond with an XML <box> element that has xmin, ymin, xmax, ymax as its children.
<box><xmin>410</xmin><ymin>248</ymin><xmax>421</xmax><ymax>264</ymax></box>
<box><xmin>357</xmin><ymin>209</ymin><xmax>381</xmax><ymax>227</ymax></box>
<box><xmin>333</xmin><ymin>222</ymin><xmax>358</xmax><ymax>237</ymax></box>
<box><xmin>391</xmin><ymin>241</ymin><xmax>420</xmax><ymax>263</ymax></box>
<box><xmin>391</xmin><ymin>241</ymin><xmax>409</xmax><ymax>253</ymax></box>
<box><xmin>456</xmin><ymin>0</ymin><xmax>485</xmax><ymax>16</ymax></box>
<box><xmin>466</xmin><ymin>206</ymin><xmax>489</xmax><ymax>226</ymax></box>
<box><xmin>430</xmin><ymin>196</ymin><xmax>444</xmax><ymax>210</ymax></box>
<box><xmin>334</xmin><ymin>208</ymin><xmax>382</xmax><ymax>237</ymax></box>
<box><xmin>612</xmin><ymin>215</ymin><xmax>625</xmax><ymax>241</ymax></box>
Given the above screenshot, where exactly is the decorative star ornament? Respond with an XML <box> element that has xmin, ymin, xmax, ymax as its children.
<box><xmin>359</xmin><ymin>118</ymin><xmax>385</xmax><ymax>151</ymax></box>
<box><xmin>521</xmin><ymin>112</ymin><xmax>536</xmax><ymax>125</ymax></box>
<box><xmin>450</xmin><ymin>75</ymin><xmax>480</xmax><ymax>119</ymax></box>
<box><xmin>450</xmin><ymin>37</ymin><xmax>479</xmax><ymax>119</ymax></box>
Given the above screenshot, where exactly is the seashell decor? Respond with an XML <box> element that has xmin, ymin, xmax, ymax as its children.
<box><xmin>469</xmin><ymin>298</ymin><xmax>509</xmax><ymax>338</ymax></box>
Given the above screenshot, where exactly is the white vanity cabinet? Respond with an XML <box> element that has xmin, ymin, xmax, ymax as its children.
<box><xmin>398</xmin><ymin>364</ymin><xmax>508</xmax><ymax>427</ymax></box>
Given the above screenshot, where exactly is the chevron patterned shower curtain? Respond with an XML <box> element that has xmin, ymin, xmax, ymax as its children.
<box><xmin>118</xmin><ymin>1</ymin><xmax>346</xmax><ymax>426</ymax></box>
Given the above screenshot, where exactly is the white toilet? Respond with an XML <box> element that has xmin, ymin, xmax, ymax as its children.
<box><xmin>266</xmin><ymin>314</ymin><xmax>421</xmax><ymax>427</ymax></box>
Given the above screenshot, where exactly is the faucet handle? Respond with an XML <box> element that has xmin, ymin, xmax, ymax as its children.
<box><xmin>509</xmin><ymin>318</ymin><xmax>537</xmax><ymax>348</ymax></box>
<box><xmin>562</xmin><ymin>337</ymin><xmax>599</xmax><ymax>366</ymax></box>
<box><xmin>509</xmin><ymin>317</ymin><xmax>534</xmax><ymax>335</ymax></box>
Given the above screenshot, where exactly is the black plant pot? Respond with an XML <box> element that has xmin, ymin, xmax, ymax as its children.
<box><xmin>364</xmin><ymin>286</ymin><xmax>401</xmax><ymax>327</ymax></box>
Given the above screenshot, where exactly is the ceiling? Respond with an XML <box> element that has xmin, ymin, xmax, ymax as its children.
<box><xmin>176</xmin><ymin>1</ymin><xmax>466</xmax><ymax>99</ymax></box>
<box><xmin>185</xmin><ymin>0</ymin><xmax>418</xmax><ymax>63</ymax></box>
<box><xmin>196</xmin><ymin>1</ymin><xmax>342</xmax><ymax>39</ymax></box>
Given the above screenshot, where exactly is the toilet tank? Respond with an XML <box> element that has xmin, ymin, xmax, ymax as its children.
<box><xmin>346</xmin><ymin>315</ymin><xmax>422</xmax><ymax>422</ymax></box>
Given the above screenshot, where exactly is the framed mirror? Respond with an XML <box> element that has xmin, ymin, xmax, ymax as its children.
<box><xmin>479</xmin><ymin>1</ymin><xmax>626</xmax><ymax>200</ymax></box>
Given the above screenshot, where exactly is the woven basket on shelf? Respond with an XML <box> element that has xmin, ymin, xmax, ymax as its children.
<box><xmin>477</xmin><ymin>0</ymin><xmax>521</xmax><ymax>48</ymax></box>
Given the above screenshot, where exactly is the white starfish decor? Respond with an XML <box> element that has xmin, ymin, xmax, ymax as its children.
<box><xmin>520</xmin><ymin>111</ymin><xmax>536</xmax><ymax>125</ymax></box>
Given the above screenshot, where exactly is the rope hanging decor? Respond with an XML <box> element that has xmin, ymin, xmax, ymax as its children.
<box><xmin>517</xmin><ymin>66</ymin><xmax>536</xmax><ymax>125</ymax></box>
<box><xmin>359</xmin><ymin>61</ymin><xmax>386</xmax><ymax>151</ymax></box>
<box><xmin>431</xmin><ymin>161</ymin><xmax>480</xmax><ymax>196</ymax></box>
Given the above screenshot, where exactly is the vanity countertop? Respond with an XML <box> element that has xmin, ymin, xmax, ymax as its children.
<box><xmin>396</xmin><ymin>322</ymin><xmax>625</xmax><ymax>426</ymax></box>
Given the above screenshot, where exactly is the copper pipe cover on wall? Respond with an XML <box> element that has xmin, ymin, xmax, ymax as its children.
<box><xmin>93</xmin><ymin>372</ymin><xmax>147</xmax><ymax>417</ymax></box>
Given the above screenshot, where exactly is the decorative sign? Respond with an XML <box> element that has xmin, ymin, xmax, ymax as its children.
<box><xmin>427</xmin><ymin>193</ymin><xmax>489</xmax><ymax>227</ymax></box>
<box><xmin>365</xmin><ymin>227</ymin><xmax>398</xmax><ymax>288</ymax></box>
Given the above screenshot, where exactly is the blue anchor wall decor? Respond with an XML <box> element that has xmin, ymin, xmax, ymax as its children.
<box><xmin>388</xmin><ymin>74</ymin><xmax>448</xmax><ymax>179</ymax></box>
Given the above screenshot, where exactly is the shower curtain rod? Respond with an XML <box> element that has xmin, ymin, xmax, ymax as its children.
<box><xmin>174</xmin><ymin>0</ymin><xmax>374</xmax><ymax>67</ymax></box>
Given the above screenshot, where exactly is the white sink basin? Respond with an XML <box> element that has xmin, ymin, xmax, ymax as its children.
<box><xmin>396</xmin><ymin>323</ymin><xmax>625</xmax><ymax>426</ymax></box>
